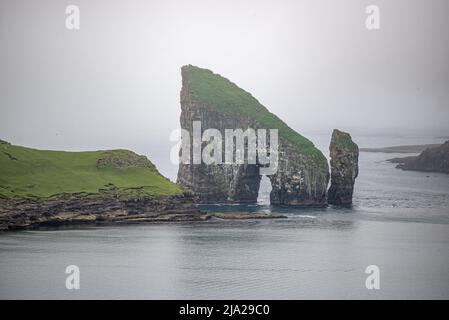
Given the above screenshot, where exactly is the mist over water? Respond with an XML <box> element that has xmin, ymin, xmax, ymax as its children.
<box><xmin>1</xmin><ymin>133</ymin><xmax>448</xmax><ymax>299</ymax></box>
<box><xmin>1</xmin><ymin>0</ymin><xmax>449</xmax><ymax>300</ymax></box>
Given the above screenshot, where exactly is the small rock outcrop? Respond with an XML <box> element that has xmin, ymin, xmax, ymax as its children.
<box><xmin>328</xmin><ymin>129</ymin><xmax>359</xmax><ymax>205</ymax></box>
<box><xmin>177</xmin><ymin>65</ymin><xmax>329</xmax><ymax>206</ymax></box>
<box><xmin>388</xmin><ymin>140</ymin><xmax>449</xmax><ymax>174</ymax></box>
<box><xmin>96</xmin><ymin>150</ymin><xmax>157</xmax><ymax>171</ymax></box>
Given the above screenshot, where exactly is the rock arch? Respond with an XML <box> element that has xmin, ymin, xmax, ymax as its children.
<box><xmin>176</xmin><ymin>65</ymin><xmax>329</xmax><ymax>206</ymax></box>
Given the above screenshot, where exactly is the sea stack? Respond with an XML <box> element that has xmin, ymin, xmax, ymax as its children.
<box><xmin>177</xmin><ymin>65</ymin><xmax>329</xmax><ymax>206</ymax></box>
<box><xmin>328</xmin><ymin>129</ymin><xmax>359</xmax><ymax>205</ymax></box>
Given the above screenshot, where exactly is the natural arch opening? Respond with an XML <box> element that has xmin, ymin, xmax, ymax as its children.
<box><xmin>257</xmin><ymin>175</ymin><xmax>272</xmax><ymax>205</ymax></box>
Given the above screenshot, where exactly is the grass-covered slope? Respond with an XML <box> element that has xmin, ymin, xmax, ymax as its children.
<box><xmin>183</xmin><ymin>65</ymin><xmax>326</xmax><ymax>163</ymax></box>
<box><xmin>0</xmin><ymin>141</ymin><xmax>182</xmax><ymax>199</ymax></box>
<box><xmin>332</xmin><ymin>129</ymin><xmax>358</xmax><ymax>151</ymax></box>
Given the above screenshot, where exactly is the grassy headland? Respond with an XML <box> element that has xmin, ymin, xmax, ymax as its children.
<box><xmin>0</xmin><ymin>140</ymin><xmax>182</xmax><ymax>200</ymax></box>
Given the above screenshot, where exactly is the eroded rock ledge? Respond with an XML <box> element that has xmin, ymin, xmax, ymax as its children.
<box><xmin>211</xmin><ymin>212</ymin><xmax>287</xmax><ymax>220</ymax></box>
<box><xmin>0</xmin><ymin>192</ymin><xmax>204</xmax><ymax>231</ymax></box>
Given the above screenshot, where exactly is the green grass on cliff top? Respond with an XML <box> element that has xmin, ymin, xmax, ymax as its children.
<box><xmin>183</xmin><ymin>65</ymin><xmax>326</xmax><ymax>164</ymax></box>
<box><xmin>333</xmin><ymin>129</ymin><xmax>358</xmax><ymax>151</ymax></box>
<box><xmin>0</xmin><ymin>142</ymin><xmax>182</xmax><ymax>199</ymax></box>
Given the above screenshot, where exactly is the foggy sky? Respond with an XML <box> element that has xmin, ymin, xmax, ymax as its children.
<box><xmin>1</xmin><ymin>0</ymin><xmax>448</xmax><ymax>178</ymax></box>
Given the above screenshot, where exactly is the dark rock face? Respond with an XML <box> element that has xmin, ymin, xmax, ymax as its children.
<box><xmin>0</xmin><ymin>192</ymin><xmax>204</xmax><ymax>231</ymax></box>
<box><xmin>177</xmin><ymin>79</ymin><xmax>262</xmax><ymax>203</ymax></box>
<box><xmin>328</xmin><ymin>129</ymin><xmax>359</xmax><ymax>205</ymax></box>
<box><xmin>268</xmin><ymin>138</ymin><xmax>329</xmax><ymax>206</ymax></box>
<box><xmin>177</xmin><ymin>65</ymin><xmax>329</xmax><ymax>206</ymax></box>
<box><xmin>388</xmin><ymin>141</ymin><xmax>449</xmax><ymax>174</ymax></box>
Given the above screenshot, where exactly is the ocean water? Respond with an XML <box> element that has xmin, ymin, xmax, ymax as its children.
<box><xmin>0</xmin><ymin>134</ymin><xmax>448</xmax><ymax>299</ymax></box>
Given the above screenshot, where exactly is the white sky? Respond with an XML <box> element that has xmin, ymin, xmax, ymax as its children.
<box><xmin>1</xmin><ymin>0</ymin><xmax>448</xmax><ymax>178</ymax></box>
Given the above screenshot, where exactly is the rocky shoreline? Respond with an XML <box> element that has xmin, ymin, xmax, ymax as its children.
<box><xmin>0</xmin><ymin>192</ymin><xmax>207</xmax><ymax>231</ymax></box>
<box><xmin>387</xmin><ymin>141</ymin><xmax>449</xmax><ymax>174</ymax></box>
<box><xmin>211</xmin><ymin>212</ymin><xmax>287</xmax><ymax>220</ymax></box>
<box><xmin>0</xmin><ymin>194</ymin><xmax>290</xmax><ymax>231</ymax></box>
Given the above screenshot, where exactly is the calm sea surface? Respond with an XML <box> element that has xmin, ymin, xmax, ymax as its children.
<box><xmin>1</xmin><ymin>134</ymin><xmax>448</xmax><ymax>299</ymax></box>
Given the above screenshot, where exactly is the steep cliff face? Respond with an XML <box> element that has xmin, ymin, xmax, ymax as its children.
<box><xmin>177</xmin><ymin>104</ymin><xmax>262</xmax><ymax>203</ymax></box>
<box><xmin>328</xmin><ymin>129</ymin><xmax>359</xmax><ymax>205</ymax></box>
<box><xmin>388</xmin><ymin>140</ymin><xmax>449</xmax><ymax>174</ymax></box>
<box><xmin>268</xmin><ymin>138</ymin><xmax>329</xmax><ymax>206</ymax></box>
<box><xmin>177</xmin><ymin>65</ymin><xmax>329</xmax><ymax>205</ymax></box>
